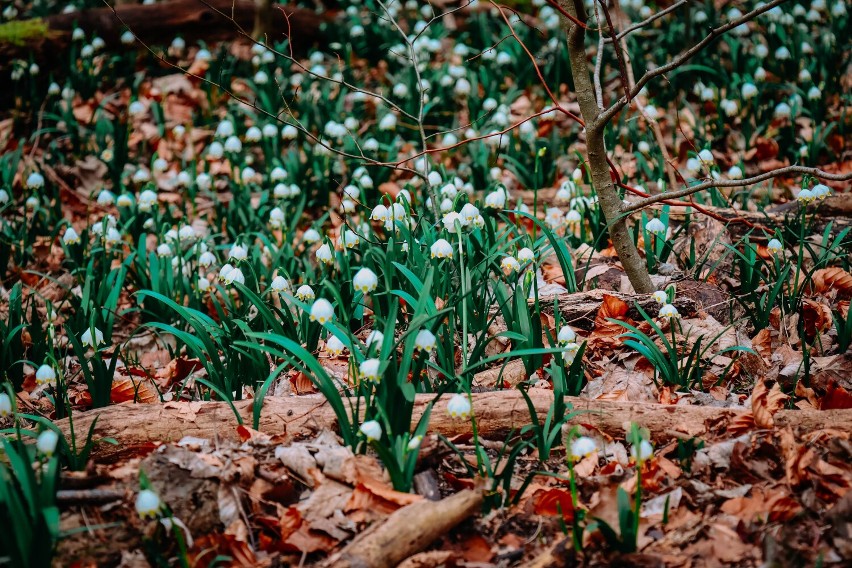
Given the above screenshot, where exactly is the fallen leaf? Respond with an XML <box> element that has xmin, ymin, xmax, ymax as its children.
<box><xmin>752</xmin><ymin>379</ymin><xmax>788</xmax><ymax>429</ymax></box>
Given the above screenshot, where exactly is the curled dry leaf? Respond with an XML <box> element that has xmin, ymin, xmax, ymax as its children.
<box><xmin>752</xmin><ymin>379</ymin><xmax>789</xmax><ymax>429</ymax></box>
<box><xmin>809</xmin><ymin>267</ymin><xmax>852</xmax><ymax>299</ymax></box>
<box><xmin>110</xmin><ymin>376</ymin><xmax>159</xmax><ymax>404</ymax></box>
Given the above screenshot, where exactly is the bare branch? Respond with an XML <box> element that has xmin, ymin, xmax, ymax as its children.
<box><xmin>592</xmin><ymin>2</ymin><xmax>605</xmax><ymax>109</ymax></box>
<box><xmin>597</xmin><ymin>0</ymin><xmax>788</xmax><ymax>127</ymax></box>
<box><xmin>597</xmin><ymin>0</ymin><xmax>630</xmax><ymax>103</ymax></box>
<box><xmin>608</xmin><ymin>0</ymin><xmax>689</xmax><ymax>42</ymax></box>
<box><xmin>623</xmin><ymin>166</ymin><xmax>852</xmax><ymax>213</ymax></box>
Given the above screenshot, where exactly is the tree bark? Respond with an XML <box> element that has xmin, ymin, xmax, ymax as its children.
<box><xmin>559</xmin><ymin>0</ymin><xmax>654</xmax><ymax>293</ymax></box>
<box><xmin>56</xmin><ymin>391</ymin><xmax>852</xmax><ymax>461</ymax></box>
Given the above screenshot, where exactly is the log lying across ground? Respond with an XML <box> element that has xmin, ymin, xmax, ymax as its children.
<box><xmin>57</xmin><ymin>390</ymin><xmax>852</xmax><ymax>460</ymax></box>
<box><xmin>0</xmin><ymin>0</ymin><xmax>331</xmax><ymax>63</ymax></box>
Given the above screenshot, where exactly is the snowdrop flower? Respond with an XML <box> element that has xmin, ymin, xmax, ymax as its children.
<box><xmin>197</xmin><ymin>277</ymin><xmax>211</xmax><ymax>292</ymax></box>
<box><xmin>811</xmin><ymin>184</ymin><xmax>831</xmax><ymax>200</ymax></box>
<box><xmin>295</xmin><ymin>285</ymin><xmax>315</xmax><ymax>302</ymax></box>
<box><xmin>310</xmin><ymin>299</ymin><xmax>334</xmax><ymax>324</ymax></box>
<box><xmin>0</xmin><ymin>393</ymin><xmax>11</xmax><ymax>417</ymax></box>
<box><xmin>206</xmin><ymin>142</ymin><xmax>224</xmax><ymax>159</ymax></box>
<box><xmin>63</xmin><ymin>227</ymin><xmax>81</xmax><ymax>245</ymax></box>
<box><xmin>36</xmin><ymin>430</ymin><xmax>59</xmax><ymax>457</ymax></box>
<box><xmin>280</xmin><ymin>125</ymin><xmax>298</xmax><ymax>140</ymax></box>
<box><xmin>365</xmin><ymin>330</ymin><xmax>384</xmax><ymax>350</ymax></box>
<box><xmin>91</xmin><ymin>36</ymin><xmax>105</xmax><ymax>50</ymax></box>
<box><xmin>797</xmin><ymin>188</ymin><xmax>815</xmax><ymax>203</ymax></box>
<box><xmin>137</xmin><ymin>189</ymin><xmax>158</xmax><ymax>212</ymax></box>
<box><xmin>71</xmin><ymin>27</ymin><xmax>86</xmax><ymax>41</ymax></box>
<box><xmin>136</xmin><ymin>489</ymin><xmax>161</xmax><ymax>519</ymax></box>
<box><xmin>831</xmin><ymin>1</ymin><xmax>846</xmax><ymax>16</ymax></box>
<box><xmin>562</xmin><ymin>342</ymin><xmax>581</xmax><ymax>363</ymax></box>
<box><xmin>517</xmin><ymin>248</ymin><xmax>535</xmax><ymax>263</ymax></box>
<box><xmin>442</xmin><ymin>211</ymin><xmax>468</xmax><ymax>233</ymax></box>
<box><xmin>195</xmin><ymin>173</ymin><xmax>211</xmax><ymax>192</ymax></box>
<box><xmin>447</xmin><ymin>394</ymin><xmax>471</xmax><ymax>419</ymax></box>
<box><xmin>104</xmin><ymin>227</ymin><xmax>122</xmax><ymax>246</ymax></box>
<box><xmin>81</xmin><ymin>327</ymin><xmax>104</xmax><ymax>348</ymax></box>
<box><xmin>741</xmin><ymin>83</ymin><xmax>758</xmax><ymax>100</ymax></box>
<box><xmin>798</xmin><ymin>69</ymin><xmax>812</xmax><ymax>83</ymax></box>
<box><xmin>25</xmin><ymin>196</ymin><xmax>38</xmax><ymax>210</ymax></box>
<box><xmin>26</xmin><ymin>172</ymin><xmax>45</xmax><ymax>189</ymax></box>
<box><xmin>767</xmin><ymin>238</ymin><xmax>783</xmax><ymax>255</ymax></box>
<box><xmin>569</xmin><ymin>436</ymin><xmax>598</xmax><ymax>462</ymax></box>
<box><xmin>302</xmin><ymin>228</ymin><xmax>321</xmax><ymax>245</ymax></box>
<box><xmin>484</xmin><ymin>190</ymin><xmax>507</xmax><ymax>209</ymax></box>
<box><xmin>245</xmin><ymin>126</ymin><xmax>262</xmax><ymax>143</ymax></box>
<box><xmin>253</xmin><ymin>70</ymin><xmax>269</xmax><ymax>85</ymax></box>
<box><xmin>96</xmin><ymin>189</ymin><xmax>115</xmax><ymax>206</ymax></box>
<box><xmin>557</xmin><ymin>326</ymin><xmax>576</xmax><ymax>345</ymax></box>
<box><xmin>268</xmin><ymin>207</ymin><xmax>285</xmax><ymax>229</ymax></box>
<box><xmin>358</xmin><ymin>174</ymin><xmax>374</xmax><ymax>189</ymax></box>
<box><xmin>224</xmin><ymin>136</ymin><xmax>242</xmax><ymax>154</ymax></box>
<box><xmin>353</xmin><ymin>268</ymin><xmax>378</xmax><ymax>293</ymax></box>
<box><xmin>222</xmin><ymin>267</ymin><xmax>245</xmax><ymax>286</ymax></box>
<box><xmin>326</xmin><ymin>335</ymin><xmax>346</xmax><ymax>356</ymax></box>
<box><xmin>727</xmin><ymin>165</ymin><xmax>744</xmax><ymax>179</ymax></box>
<box><xmin>36</xmin><ymin>364</ymin><xmax>56</xmax><ymax>386</ymax></box>
<box><xmin>268</xmin><ymin>167</ymin><xmax>287</xmax><ymax>183</ymax></box>
<box><xmin>262</xmin><ymin>124</ymin><xmax>278</xmax><ymax>139</ymax></box>
<box><xmin>414</xmin><ymin>329</ymin><xmax>436</xmax><ymax>352</ymax></box>
<box><xmin>501</xmin><ymin>256</ymin><xmax>521</xmax><ymax>275</ymax></box>
<box><xmin>754</xmin><ymin>67</ymin><xmax>767</xmax><ymax>81</ymax></box>
<box><xmin>359</xmin><ymin>359</ymin><xmax>382</xmax><ymax>382</ymax></box>
<box><xmin>807</xmin><ymin>86</ymin><xmax>822</xmax><ymax>100</ymax></box>
<box><xmin>370</xmin><ymin>204</ymin><xmax>389</xmax><ymax>222</ymax></box>
<box><xmin>408</xmin><ymin>435</ymin><xmax>423</xmax><ymax>451</ymax></box>
<box><xmin>270</xmin><ymin>276</ymin><xmax>290</xmax><ymax>294</ymax></box>
<box><xmin>685</xmin><ymin>157</ymin><xmax>702</xmax><ymax>176</ymax></box>
<box><xmin>565</xmin><ymin>209</ymin><xmax>582</xmax><ymax>226</ymax></box>
<box><xmin>316</xmin><ymin>243</ymin><xmax>334</xmax><ymax>264</ymax></box>
<box><xmin>431</xmin><ymin>239</ymin><xmax>453</xmax><ymax>259</ymax></box>
<box><xmin>774</xmin><ymin>102</ymin><xmax>793</xmax><ymax>120</ymax></box>
<box><xmin>156</xmin><ymin>243</ymin><xmax>171</xmax><ymax>257</ymax></box>
<box><xmin>378</xmin><ymin>114</ymin><xmax>397</xmax><ymax>131</ymax></box>
<box><xmin>645</xmin><ymin>218</ymin><xmax>666</xmax><ymax>235</ymax></box>
<box><xmin>459</xmin><ymin>203</ymin><xmax>480</xmax><ymax>224</ymax></box>
<box><xmin>652</xmin><ymin>290</ymin><xmax>668</xmax><ymax>304</ymax></box>
<box><xmin>545</xmin><ymin>208</ymin><xmax>565</xmax><ymax>230</ymax></box>
<box><xmin>698</xmin><ymin>149</ymin><xmax>714</xmax><ymax>167</ymax></box>
<box><xmin>720</xmin><ymin>99</ymin><xmax>739</xmax><ymax>117</ymax></box>
<box><xmin>454</xmin><ymin>78</ymin><xmax>471</xmax><ymax>97</ymax></box>
<box><xmin>631</xmin><ymin>439</ymin><xmax>654</xmax><ymax>463</ymax></box>
<box><xmin>338</xmin><ymin>230</ymin><xmax>360</xmax><ymax>249</ymax></box>
<box><xmin>658</xmin><ymin>304</ymin><xmax>679</xmax><ymax>319</ymax></box>
<box><xmin>775</xmin><ymin>46</ymin><xmax>791</xmax><ymax>60</ymax></box>
<box><xmin>216</xmin><ymin>120</ymin><xmax>235</xmax><ymax>138</ymax></box>
<box><xmin>273</xmin><ymin>183</ymin><xmax>291</xmax><ymax>199</ymax></box>
<box><xmin>359</xmin><ymin>420</ymin><xmax>382</xmax><ymax>441</ymax></box>
<box><xmin>228</xmin><ymin>244</ymin><xmax>248</xmax><ymax>261</ymax></box>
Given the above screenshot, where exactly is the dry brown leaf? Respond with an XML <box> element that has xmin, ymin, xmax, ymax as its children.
<box><xmin>111</xmin><ymin>376</ymin><xmax>159</xmax><ymax>404</ymax></box>
<box><xmin>752</xmin><ymin>379</ymin><xmax>788</xmax><ymax>429</ymax></box>
<box><xmin>592</xmin><ymin>294</ymin><xmax>631</xmax><ymax>337</ymax></box>
<box><xmin>810</xmin><ymin>267</ymin><xmax>852</xmax><ymax>298</ymax></box>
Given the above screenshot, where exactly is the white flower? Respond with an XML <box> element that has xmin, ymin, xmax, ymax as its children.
<box><xmin>517</xmin><ymin>248</ymin><xmax>535</xmax><ymax>263</ymax></box>
<box><xmin>72</xmin><ymin>27</ymin><xmax>85</xmax><ymax>41</ymax></box>
<box><xmin>767</xmin><ymin>238</ymin><xmax>783</xmax><ymax>255</ymax></box>
<box><xmin>353</xmin><ymin>268</ymin><xmax>379</xmax><ymax>294</ymax></box>
<box><xmin>569</xmin><ymin>436</ymin><xmax>598</xmax><ymax>462</ymax></box>
<box><xmin>685</xmin><ymin>158</ymin><xmax>701</xmax><ymax>176</ymax></box>
<box><xmin>224</xmin><ymin>136</ymin><xmax>242</xmax><ymax>154</ymax></box>
<box><xmin>407</xmin><ymin>435</ymin><xmax>423</xmax><ymax>451</ymax></box>
<box><xmin>156</xmin><ymin>243</ymin><xmax>171</xmax><ymax>257</ymax></box>
<box><xmin>326</xmin><ymin>335</ymin><xmax>346</xmax><ymax>356</ymax></box>
<box><xmin>170</xmin><ymin>36</ymin><xmax>185</xmax><ymax>52</ymax></box>
<box><xmin>81</xmin><ymin>327</ymin><xmax>104</xmax><ymax>350</ymax></box>
<box><xmin>484</xmin><ymin>190</ymin><xmax>506</xmax><ymax>209</ymax></box>
<box><xmin>447</xmin><ymin>394</ymin><xmax>471</xmax><ymax>419</ymax></box>
<box><xmin>557</xmin><ymin>326</ymin><xmax>576</xmax><ymax>345</ymax></box>
<box><xmin>658</xmin><ymin>304</ymin><xmax>679</xmax><ymax>319</ymax></box>
<box><xmin>0</xmin><ymin>393</ymin><xmax>11</xmax><ymax>417</ymax></box>
<box><xmin>645</xmin><ymin>218</ymin><xmax>666</xmax><ymax>235</ymax></box>
<box><xmin>728</xmin><ymin>166</ymin><xmax>744</xmax><ymax>179</ymax></box>
<box><xmin>454</xmin><ymin>78</ymin><xmax>471</xmax><ymax>97</ymax></box>
<box><xmin>216</xmin><ymin>120</ymin><xmax>235</xmax><ymax>138</ymax></box>
<box><xmin>459</xmin><ymin>203</ymin><xmax>480</xmax><ymax>223</ymax></box>
<box><xmin>197</xmin><ymin>277</ymin><xmax>211</xmax><ymax>292</ymax></box>
<box><xmin>565</xmin><ymin>210</ymin><xmax>582</xmax><ymax>225</ymax></box>
<box><xmin>359</xmin><ymin>420</ymin><xmax>382</xmax><ymax>441</ymax></box>
<box><xmin>337</xmin><ymin>230</ymin><xmax>359</xmax><ymax>249</ymax></box>
<box><xmin>741</xmin><ymin>83</ymin><xmax>758</xmax><ymax>100</ymax></box>
<box><xmin>269</xmin><ymin>207</ymin><xmax>285</xmax><ymax>229</ymax></box>
<box><xmin>303</xmin><ymin>228</ymin><xmax>321</xmax><ymax>244</ymax></box>
<box><xmin>228</xmin><ymin>245</ymin><xmax>248</xmax><ymax>261</ymax></box>
<box><xmin>431</xmin><ymin>239</ymin><xmax>453</xmax><ymax>259</ymax></box>
<box><xmin>36</xmin><ymin>430</ymin><xmax>59</xmax><ymax>457</ymax></box>
<box><xmin>222</xmin><ymin>267</ymin><xmax>245</xmax><ymax>286</ymax></box>
<box><xmin>775</xmin><ymin>46</ymin><xmax>791</xmax><ymax>60</ymax></box>
<box><xmin>811</xmin><ymin>183</ymin><xmax>831</xmax><ymax>200</ymax></box>
<box><xmin>245</xmin><ymin>126</ymin><xmax>262</xmax><ymax>142</ymax></box>
<box><xmin>631</xmin><ymin>439</ymin><xmax>654</xmax><ymax>462</ymax></box>
<box><xmin>281</xmin><ymin>124</ymin><xmax>298</xmax><ymax>140</ymax></box>
<box><xmin>501</xmin><ymin>256</ymin><xmax>521</xmax><ymax>275</ymax></box>
<box><xmin>774</xmin><ymin>102</ymin><xmax>792</xmax><ymax>119</ymax></box>
<box><xmin>370</xmin><ymin>204</ymin><xmax>389</xmax><ymax>222</ymax></box>
<box><xmin>136</xmin><ymin>489</ymin><xmax>161</xmax><ymax>518</ymax></box>
<box><xmin>263</xmin><ymin>124</ymin><xmax>279</xmax><ymax>138</ymax></box>
<box><xmin>378</xmin><ymin>114</ymin><xmax>397</xmax><ymax>131</ymax></box>
<box><xmin>754</xmin><ymin>67</ymin><xmax>767</xmax><ymax>82</ymax></box>
<box><xmin>253</xmin><ymin>70</ymin><xmax>269</xmax><ymax>85</ymax></box>
<box><xmin>414</xmin><ymin>329</ymin><xmax>436</xmax><ymax>352</ymax></box>
<box><xmin>36</xmin><ymin>364</ymin><xmax>56</xmax><ymax>386</ymax></box>
<box><xmin>270</xmin><ymin>276</ymin><xmax>290</xmax><ymax>294</ymax></box>
<box><xmin>359</xmin><ymin>359</ymin><xmax>382</xmax><ymax>382</ymax></box>
<box><xmin>315</xmin><ymin>243</ymin><xmax>334</xmax><ymax>264</ymax></box>
<box><xmin>797</xmin><ymin>188</ymin><xmax>815</xmax><ymax>203</ymax></box>
<box><xmin>63</xmin><ymin>227</ymin><xmax>81</xmax><ymax>245</ymax></box>
<box><xmin>651</xmin><ymin>291</ymin><xmax>668</xmax><ymax>304</ymax></box>
<box><xmin>807</xmin><ymin>86</ymin><xmax>821</xmax><ymax>101</ymax></box>
<box><xmin>295</xmin><ymin>285</ymin><xmax>315</xmax><ymax>301</ymax></box>
<box><xmin>310</xmin><ymin>299</ymin><xmax>334</xmax><ymax>323</ymax></box>
<box><xmin>698</xmin><ymin>149</ymin><xmax>714</xmax><ymax>167</ymax></box>
<box><xmin>26</xmin><ymin>172</ymin><xmax>45</xmax><ymax>189</ymax></box>
<box><xmin>562</xmin><ymin>342</ymin><xmax>581</xmax><ymax>363</ymax></box>
<box><xmin>442</xmin><ymin>211</ymin><xmax>468</xmax><ymax>233</ymax></box>
<box><xmin>25</xmin><ymin>196</ymin><xmax>39</xmax><ymax>210</ymax></box>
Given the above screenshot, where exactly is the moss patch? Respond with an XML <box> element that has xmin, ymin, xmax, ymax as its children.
<box><xmin>0</xmin><ymin>19</ymin><xmax>50</xmax><ymax>47</ymax></box>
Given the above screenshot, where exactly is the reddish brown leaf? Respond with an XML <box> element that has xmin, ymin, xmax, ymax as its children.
<box><xmin>531</xmin><ymin>488</ymin><xmax>575</xmax><ymax>521</ymax></box>
<box><xmin>752</xmin><ymin>379</ymin><xmax>788</xmax><ymax>429</ymax></box>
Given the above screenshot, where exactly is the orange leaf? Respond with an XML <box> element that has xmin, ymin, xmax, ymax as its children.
<box><xmin>592</xmin><ymin>294</ymin><xmax>631</xmax><ymax>336</ymax></box>
<box><xmin>110</xmin><ymin>376</ymin><xmax>159</xmax><ymax>404</ymax></box>
<box><xmin>752</xmin><ymin>379</ymin><xmax>788</xmax><ymax>429</ymax></box>
<box><xmin>531</xmin><ymin>488</ymin><xmax>575</xmax><ymax>521</ymax></box>
<box><xmin>820</xmin><ymin>381</ymin><xmax>852</xmax><ymax>410</ymax></box>
<box><xmin>810</xmin><ymin>267</ymin><xmax>852</xmax><ymax>298</ymax></box>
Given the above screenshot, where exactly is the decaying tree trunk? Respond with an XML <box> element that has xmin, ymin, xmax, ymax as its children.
<box><xmin>57</xmin><ymin>390</ymin><xmax>852</xmax><ymax>460</ymax></box>
<box><xmin>323</xmin><ymin>487</ymin><xmax>485</xmax><ymax>568</ymax></box>
<box><xmin>0</xmin><ymin>0</ymin><xmax>331</xmax><ymax>64</ymax></box>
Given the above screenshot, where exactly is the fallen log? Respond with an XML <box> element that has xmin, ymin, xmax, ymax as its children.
<box><xmin>56</xmin><ymin>390</ymin><xmax>852</xmax><ymax>461</ymax></box>
<box><xmin>323</xmin><ymin>487</ymin><xmax>485</xmax><ymax>568</ymax></box>
<box><xmin>0</xmin><ymin>0</ymin><xmax>332</xmax><ymax>64</ymax></box>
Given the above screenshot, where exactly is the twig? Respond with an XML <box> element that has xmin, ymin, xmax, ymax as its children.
<box><xmin>609</xmin><ymin>0</ymin><xmax>689</xmax><ymax>41</ymax></box>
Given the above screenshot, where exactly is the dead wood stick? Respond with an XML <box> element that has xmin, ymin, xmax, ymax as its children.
<box><xmin>57</xmin><ymin>489</ymin><xmax>125</xmax><ymax>505</ymax></box>
<box><xmin>55</xmin><ymin>391</ymin><xmax>852</xmax><ymax>461</ymax></box>
<box><xmin>323</xmin><ymin>487</ymin><xmax>485</xmax><ymax>568</ymax></box>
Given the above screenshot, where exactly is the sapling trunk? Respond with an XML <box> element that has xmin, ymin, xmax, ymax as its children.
<box><xmin>559</xmin><ymin>0</ymin><xmax>654</xmax><ymax>294</ymax></box>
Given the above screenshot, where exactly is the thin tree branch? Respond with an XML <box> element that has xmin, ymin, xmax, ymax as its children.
<box><xmin>592</xmin><ymin>1</ymin><xmax>605</xmax><ymax>109</ymax></box>
<box><xmin>597</xmin><ymin>0</ymin><xmax>788</xmax><ymax>127</ymax></box>
<box><xmin>597</xmin><ymin>0</ymin><xmax>630</xmax><ymax>103</ymax></box>
<box><xmin>608</xmin><ymin>0</ymin><xmax>689</xmax><ymax>41</ymax></box>
<box><xmin>623</xmin><ymin>166</ymin><xmax>852</xmax><ymax>213</ymax></box>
